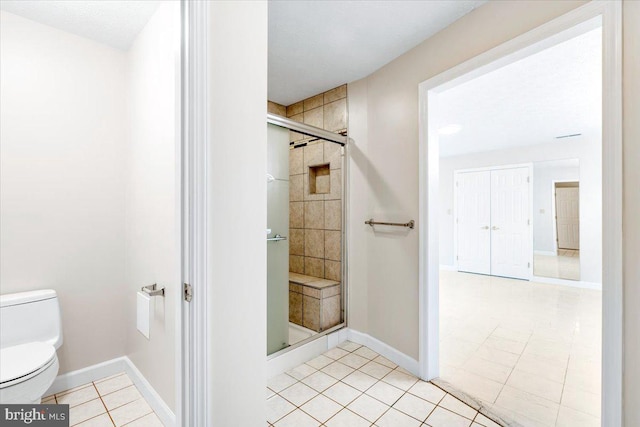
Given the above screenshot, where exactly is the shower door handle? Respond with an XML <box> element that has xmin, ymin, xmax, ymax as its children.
<box><xmin>267</xmin><ymin>234</ymin><xmax>287</xmax><ymax>242</ymax></box>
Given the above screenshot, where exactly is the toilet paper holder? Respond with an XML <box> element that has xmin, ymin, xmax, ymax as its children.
<box><xmin>141</xmin><ymin>283</ymin><xmax>165</xmax><ymax>297</ymax></box>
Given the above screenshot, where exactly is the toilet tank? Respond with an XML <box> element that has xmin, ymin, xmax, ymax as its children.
<box><xmin>0</xmin><ymin>290</ymin><xmax>63</xmax><ymax>350</ymax></box>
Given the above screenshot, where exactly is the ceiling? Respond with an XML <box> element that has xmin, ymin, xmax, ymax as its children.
<box><xmin>0</xmin><ymin>1</ymin><xmax>160</xmax><ymax>50</ymax></box>
<box><xmin>438</xmin><ymin>27</ymin><xmax>602</xmax><ymax>158</ymax></box>
<box><xmin>268</xmin><ymin>0</ymin><xmax>486</xmax><ymax>106</ymax></box>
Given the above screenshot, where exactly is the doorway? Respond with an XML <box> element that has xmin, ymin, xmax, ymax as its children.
<box><xmin>418</xmin><ymin>2</ymin><xmax>622</xmax><ymax>426</ymax></box>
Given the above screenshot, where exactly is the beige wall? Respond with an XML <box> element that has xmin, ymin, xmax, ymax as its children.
<box><xmin>347</xmin><ymin>0</ymin><xmax>590</xmax><ymax>359</ymax></box>
<box><xmin>124</xmin><ymin>2</ymin><xmax>179</xmax><ymax>410</ymax></box>
<box><xmin>0</xmin><ymin>11</ymin><xmax>128</xmax><ymax>374</ymax></box>
<box><xmin>348</xmin><ymin>0</ymin><xmax>640</xmax><ymax>422</ymax></box>
<box><xmin>622</xmin><ymin>2</ymin><xmax>640</xmax><ymax>425</ymax></box>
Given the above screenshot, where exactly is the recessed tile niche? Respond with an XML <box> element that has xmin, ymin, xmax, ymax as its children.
<box><xmin>309</xmin><ymin>164</ymin><xmax>330</xmax><ymax>194</ymax></box>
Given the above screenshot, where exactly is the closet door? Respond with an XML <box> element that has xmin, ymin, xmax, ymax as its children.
<box><xmin>490</xmin><ymin>167</ymin><xmax>530</xmax><ymax>280</ymax></box>
<box><xmin>456</xmin><ymin>171</ymin><xmax>491</xmax><ymax>275</ymax></box>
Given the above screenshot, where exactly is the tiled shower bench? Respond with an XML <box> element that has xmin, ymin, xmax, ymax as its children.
<box><xmin>288</xmin><ymin>272</ymin><xmax>341</xmax><ymax>332</ymax></box>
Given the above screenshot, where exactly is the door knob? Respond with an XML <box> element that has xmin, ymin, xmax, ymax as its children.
<box><xmin>480</xmin><ymin>226</ymin><xmax>489</xmax><ymax>230</ymax></box>
<box><xmin>492</xmin><ymin>226</ymin><xmax>500</xmax><ymax>230</ymax></box>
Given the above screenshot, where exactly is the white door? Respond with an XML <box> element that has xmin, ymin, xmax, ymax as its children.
<box><xmin>490</xmin><ymin>167</ymin><xmax>531</xmax><ymax>280</ymax></box>
<box><xmin>556</xmin><ymin>186</ymin><xmax>580</xmax><ymax>250</ymax></box>
<box><xmin>456</xmin><ymin>171</ymin><xmax>491</xmax><ymax>275</ymax></box>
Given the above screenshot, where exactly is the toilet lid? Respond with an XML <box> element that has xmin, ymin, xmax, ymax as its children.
<box><xmin>0</xmin><ymin>342</ymin><xmax>56</xmax><ymax>386</ymax></box>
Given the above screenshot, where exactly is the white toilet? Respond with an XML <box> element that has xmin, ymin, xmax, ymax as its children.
<box><xmin>0</xmin><ymin>290</ymin><xmax>63</xmax><ymax>404</ymax></box>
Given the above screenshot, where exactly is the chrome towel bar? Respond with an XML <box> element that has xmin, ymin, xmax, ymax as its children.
<box><xmin>267</xmin><ymin>234</ymin><xmax>287</xmax><ymax>242</ymax></box>
<box><xmin>365</xmin><ymin>219</ymin><xmax>415</xmax><ymax>229</ymax></box>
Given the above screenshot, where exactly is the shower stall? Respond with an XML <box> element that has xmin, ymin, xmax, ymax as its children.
<box><xmin>266</xmin><ymin>113</ymin><xmax>348</xmax><ymax>356</ymax></box>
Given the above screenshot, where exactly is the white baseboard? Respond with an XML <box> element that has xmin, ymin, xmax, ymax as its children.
<box><xmin>532</xmin><ymin>275</ymin><xmax>602</xmax><ymax>290</ymax></box>
<box><xmin>327</xmin><ymin>328</ymin><xmax>348</xmax><ymax>348</ymax></box>
<box><xmin>123</xmin><ymin>358</ymin><xmax>175</xmax><ymax>427</ymax></box>
<box><xmin>46</xmin><ymin>357</ymin><xmax>175</xmax><ymax>427</ymax></box>
<box><xmin>46</xmin><ymin>357</ymin><xmax>128</xmax><ymax>395</ymax></box>
<box><xmin>345</xmin><ymin>329</ymin><xmax>420</xmax><ymax>377</ymax></box>
<box><xmin>439</xmin><ymin>265</ymin><xmax>457</xmax><ymax>271</ymax></box>
<box><xmin>266</xmin><ymin>327</ymin><xmax>420</xmax><ymax>380</ymax></box>
<box><xmin>534</xmin><ymin>250</ymin><xmax>557</xmax><ymax>256</ymax></box>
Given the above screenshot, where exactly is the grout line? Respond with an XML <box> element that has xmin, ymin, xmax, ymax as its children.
<box><xmin>119</xmin><ymin>406</ymin><xmax>154</xmax><ymax>427</ymax></box>
<box><xmin>93</xmin><ymin>382</ymin><xmax>116</xmax><ymax>427</ymax></box>
<box><xmin>94</xmin><ymin>372</ymin><xmax>127</xmax><ymax>385</ymax></box>
<box><xmin>99</xmin><ymin>383</ymin><xmax>136</xmax><ymax>399</ymax></box>
<box><xmin>555</xmin><ymin>354</ymin><xmax>572</xmax><ymax>427</ymax></box>
<box><xmin>422</xmin><ymin>399</ymin><xmax>440</xmax><ymax>424</ymax></box>
<box><xmin>55</xmin><ymin>382</ymin><xmax>94</xmax><ymax>398</ymax></box>
<box><xmin>70</xmin><ymin>412</ymin><xmax>110</xmax><ymax>427</ymax></box>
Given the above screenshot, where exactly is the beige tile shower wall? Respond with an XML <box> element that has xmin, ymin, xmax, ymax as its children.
<box><xmin>281</xmin><ymin>85</ymin><xmax>346</xmax><ymax>281</ymax></box>
<box><xmin>268</xmin><ymin>101</ymin><xmax>286</xmax><ymax>116</ymax></box>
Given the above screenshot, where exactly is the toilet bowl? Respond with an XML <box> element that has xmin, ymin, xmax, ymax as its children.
<box><xmin>0</xmin><ymin>290</ymin><xmax>63</xmax><ymax>404</ymax></box>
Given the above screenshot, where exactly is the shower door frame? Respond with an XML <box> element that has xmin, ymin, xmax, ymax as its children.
<box><xmin>266</xmin><ymin>113</ymin><xmax>351</xmax><ymax>359</ymax></box>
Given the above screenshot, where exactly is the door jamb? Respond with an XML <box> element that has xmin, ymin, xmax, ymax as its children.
<box><xmin>181</xmin><ymin>1</ymin><xmax>212</xmax><ymax>426</ymax></box>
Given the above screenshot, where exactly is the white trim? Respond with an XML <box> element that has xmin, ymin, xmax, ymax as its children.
<box><xmin>418</xmin><ymin>2</ymin><xmax>622</xmax><ymax>426</ymax></box>
<box><xmin>46</xmin><ymin>357</ymin><xmax>128</xmax><ymax>396</ymax></box>
<box><xmin>46</xmin><ymin>357</ymin><xmax>176</xmax><ymax>426</ymax></box>
<box><xmin>266</xmin><ymin>328</ymin><xmax>419</xmax><ymax>379</ymax></box>
<box><xmin>439</xmin><ymin>264</ymin><xmax>457</xmax><ymax>272</ymax></box>
<box><xmin>124</xmin><ymin>358</ymin><xmax>176</xmax><ymax>427</ymax></box>
<box><xmin>346</xmin><ymin>329</ymin><xmax>420</xmax><ymax>377</ymax></box>
<box><xmin>532</xmin><ymin>275</ymin><xmax>602</xmax><ymax>291</ymax></box>
<box><xmin>327</xmin><ymin>327</ymin><xmax>349</xmax><ymax>349</ymax></box>
<box><xmin>600</xmin><ymin>3</ymin><xmax>623</xmax><ymax>426</ymax></box>
<box><xmin>182</xmin><ymin>1</ymin><xmax>211</xmax><ymax>426</ymax></box>
<box><xmin>174</xmin><ymin>3</ymin><xmax>185</xmax><ymax>425</ymax></box>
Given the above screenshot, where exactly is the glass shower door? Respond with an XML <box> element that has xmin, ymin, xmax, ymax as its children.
<box><xmin>267</xmin><ymin>123</ymin><xmax>290</xmax><ymax>355</ymax></box>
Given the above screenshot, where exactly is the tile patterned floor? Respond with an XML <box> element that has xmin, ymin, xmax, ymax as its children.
<box><xmin>533</xmin><ymin>252</ymin><xmax>580</xmax><ymax>281</ymax></box>
<box><xmin>42</xmin><ymin>373</ymin><xmax>164</xmax><ymax>426</ymax></box>
<box><xmin>267</xmin><ymin>341</ymin><xmax>501</xmax><ymax>427</ymax></box>
<box><xmin>440</xmin><ymin>270</ymin><xmax>601</xmax><ymax>427</ymax></box>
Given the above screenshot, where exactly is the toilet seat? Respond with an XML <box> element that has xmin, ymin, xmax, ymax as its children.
<box><xmin>0</xmin><ymin>342</ymin><xmax>57</xmax><ymax>389</ymax></box>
